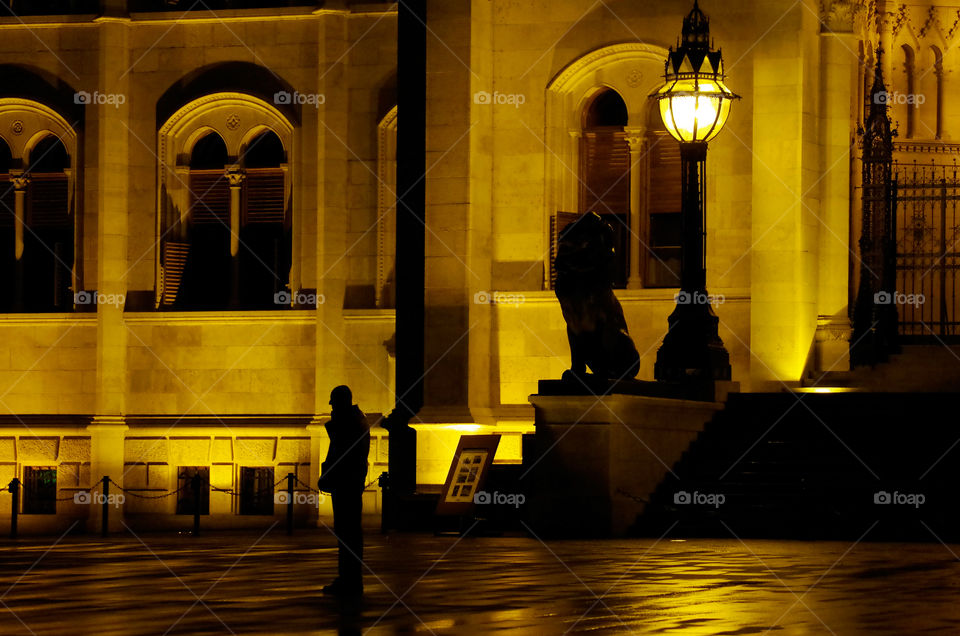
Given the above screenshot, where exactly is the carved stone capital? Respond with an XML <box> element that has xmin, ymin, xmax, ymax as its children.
<box><xmin>9</xmin><ymin>170</ymin><xmax>30</xmax><ymax>191</ymax></box>
<box><xmin>225</xmin><ymin>165</ymin><xmax>245</xmax><ymax>187</ymax></box>
<box><xmin>820</xmin><ymin>0</ymin><xmax>860</xmax><ymax>33</ymax></box>
<box><xmin>624</xmin><ymin>127</ymin><xmax>647</xmax><ymax>152</ymax></box>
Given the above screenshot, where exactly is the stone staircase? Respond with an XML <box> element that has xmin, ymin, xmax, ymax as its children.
<box><xmin>632</xmin><ymin>391</ymin><xmax>960</xmax><ymax>541</ymax></box>
<box><xmin>806</xmin><ymin>344</ymin><xmax>960</xmax><ymax>392</ymax></box>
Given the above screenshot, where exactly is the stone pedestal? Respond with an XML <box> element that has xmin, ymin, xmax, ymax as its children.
<box><xmin>87</xmin><ymin>416</ymin><xmax>128</xmax><ymax>533</ymax></box>
<box><xmin>526</xmin><ymin>393</ymin><xmax>722</xmax><ymax>537</ymax></box>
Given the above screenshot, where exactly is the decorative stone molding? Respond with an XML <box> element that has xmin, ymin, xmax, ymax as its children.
<box><xmin>815</xmin><ymin>316</ymin><xmax>853</xmax><ymax>342</ymax></box>
<box><xmin>820</xmin><ymin>0</ymin><xmax>860</xmax><ymax>33</ymax></box>
<box><xmin>948</xmin><ymin>9</ymin><xmax>960</xmax><ymax>41</ymax></box>
<box><xmin>918</xmin><ymin>6</ymin><xmax>938</xmax><ymax>39</ymax></box>
<box><xmin>375</xmin><ymin>106</ymin><xmax>397</xmax><ymax>309</ymax></box>
<box><xmin>893</xmin><ymin>141</ymin><xmax>960</xmax><ymax>155</ymax></box>
<box><xmin>890</xmin><ymin>4</ymin><xmax>908</xmax><ymax>37</ymax></box>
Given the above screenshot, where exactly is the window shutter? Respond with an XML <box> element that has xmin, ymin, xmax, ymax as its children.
<box><xmin>647</xmin><ymin>131</ymin><xmax>681</xmax><ymax>215</ymax></box>
<box><xmin>580</xmin><ymin>130</ymin><xmax>630</xmax><ymax>216</ymax></box>
<box><xmin>188</xmin><ymin>170</ymin><xmax>230</xmax><ymax>224</ymax></box>
<box><xmin>27</xmin><ymin>173</ymin><xmax>69</xmax><ymax>228</ymax></box>
<box><xmin>159</xmin><ymin>240</ymin><xmax>190</xmax><ymax>307</ymax></box>
<box><xmin>243</xmin><ymin>167</ymin><xmax>286</xmax><ymax>225</ymax></box>
<box><xmin>646</xmin><ymin>130</ymin><xmax>683</xmax><ymax>287</ymax></box>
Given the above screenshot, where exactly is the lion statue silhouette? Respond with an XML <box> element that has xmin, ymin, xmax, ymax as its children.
<box><xmin>554</xmin><ymin>211</ymin><xmax>641</xmax><ymax>382</ymax></box>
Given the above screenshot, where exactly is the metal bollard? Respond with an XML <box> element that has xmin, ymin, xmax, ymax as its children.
<box><xmin>9</xmin><ymin>478</ymin><xmax>20</xmax><ymax>539</ymax></box>
<box><xmin>286</xmin><ymin>473</ymin><xmax>295</xmax><ymax>536</ymax></box>
<box><xmin>101</xmin><ymin>476</ymin><xmax>110</xmax><ymax>538</ymax></box>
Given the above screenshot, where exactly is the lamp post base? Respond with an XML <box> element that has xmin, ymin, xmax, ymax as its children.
<box><xmin>654</xmin><ymin>300</ymin><xmax>731</xmax><ymax>382</ymax></box>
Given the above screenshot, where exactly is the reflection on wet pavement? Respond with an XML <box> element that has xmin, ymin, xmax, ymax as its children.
<box><xmin>1</xmin><ymin>528</ymin><xmax>959</xmax><ymax>634</ymax></box>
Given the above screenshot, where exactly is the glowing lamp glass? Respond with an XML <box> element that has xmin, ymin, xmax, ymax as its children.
<box><xmin>656</xmin><ymin>78</ymin><xmax>734</xmax><ymax>143</ymax></box>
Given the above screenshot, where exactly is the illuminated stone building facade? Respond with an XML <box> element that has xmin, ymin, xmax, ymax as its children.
<box><xmin>0</xmin><ymin>0</ymin><xmax>957</xmax><ymax>532</ymax></box>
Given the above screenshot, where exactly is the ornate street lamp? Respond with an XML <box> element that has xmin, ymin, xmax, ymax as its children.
<box><xmin>650</xmin><ymin>0</ymin><xmax>737</xmax><ymax>383</ymax></box>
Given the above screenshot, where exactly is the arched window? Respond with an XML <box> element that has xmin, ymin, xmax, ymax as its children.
<box><xmin>157</xmin><ymin>93</ymin><xmax>294</xmax><ymax>310</ymax></box>
<box><xmin>580</xmin><ymin>88</ymin><xmax>630</xmax><ymax>288</ymax></box>
<box><xmin>0</xmin><ymin>100</ymin><xmax>79</xmax><ymax>313</ymax></box>
<box><xmin>901</xmin><ymin>44</ymin><xmax>915</xmax><ymax>139</ymax></box>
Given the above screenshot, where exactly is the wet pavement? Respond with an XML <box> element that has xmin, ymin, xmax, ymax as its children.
<box><xmin>1</xmin><ymin>524</ymin><xmax>959</xmax><ymax>634</ymax></box>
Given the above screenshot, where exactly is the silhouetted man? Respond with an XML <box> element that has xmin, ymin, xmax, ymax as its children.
<box><xmin>318</xmin><ymin>385</ymin><xmax>370</xmax><ymax>596</ymax></box>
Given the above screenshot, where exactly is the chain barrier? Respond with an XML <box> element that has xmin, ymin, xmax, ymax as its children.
<box><xmin>299</xmin><ymin>476</ymin><xmax>380</xmax><ymax>493</ymax></box>
<box><xmin>107</xmin><ymin>478</ymin><xmax>189</xmax><ymax>499</ymax></box>
<box><xmin>210</xmin><ymin>483</ymin><xmax>244</xmax><ymax>497</ymax></box>
<box><xmin>297</xmin><ymin>477</ymin><xmax>320</xmax><ymax>493</ymax></box>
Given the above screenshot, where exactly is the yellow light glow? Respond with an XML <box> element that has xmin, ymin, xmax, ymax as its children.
<box><xmin>656</xmin><ymin>78</ymin><xmax>734</xmax><ymax>143</ymax></box>
<box><xmin>792</xmin><ymin>387</ymin><xmax>857</xmax><ymax>394</ymax></box>
<box><xmin>445</xmin><ymin>424</ymin><xmax>484</xmax><ymax>432</ymax></box>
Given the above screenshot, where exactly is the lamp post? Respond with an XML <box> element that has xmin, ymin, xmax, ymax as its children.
<box><xmin>651</xmin><ymin>0</ymin><xmax>737</xmax><ymax>383</ymax></box>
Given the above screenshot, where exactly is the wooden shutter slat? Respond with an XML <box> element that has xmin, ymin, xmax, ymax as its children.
<box><xmin>581</xmin><ymin>131</ymin><xmax>630</xmax><ymax>216</ymax></box>
<box><xmin>189</xmin><ymin>170</ymin><xmax>230</xmax><ymax>224</ymax></box>
<box><xmin>159</xmin><ymin>241</ymin><xmax>190</xmax><ymax>306</ymax></box>
<box><xmin>243</xmin><ymin>167</ymin><xmax>285</xmax><ymax>225</ymax></box>
<box><xmin>27</xmin><ymin>173</ymin><xmax>69</xmax><ymax>228</ymax></box>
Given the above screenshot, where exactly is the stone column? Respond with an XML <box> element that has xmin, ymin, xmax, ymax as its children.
<box><xmin>87</xmin><ymin>417</ymin><xmax>127</xmax><ymax>533</ymax></box>
<box><xmin>91</xmin><ymin>16</ymin><xmax>130</xmax><ymax>529</ymax></box>
<box><xmin>815</xmin><ymin>4</ymin><xmax>858</xmax><ymax>372</ymax></box>
<box><xmin>226</xmin><ymin>165</ymin><xmax>244</xmax><ymax>307</ymax></box>
<box><xmin>417</xmin><ymin>0</ymin><xmax>474</xmax><ymax>426</ymax></box>
<box><xmin>314</xmin><ymin>7</ymin><xmax>348</xmax><ymax>442</ymax></box>
<box><xmin>10</xmin><ymin>171</ymin><xmax>28</xmax><ymax>311</ymax></box>
<box><xmin>565</xmin><ymin>129</ymin><xmax>581</xmax><ymax>212</ymax></box>
<box><xmin>625</xmin><ymin>129</ymin><xmax>646</xmax><ymax>289</ymax></box>
<box><xmin>749</xmin><ymin>4</ymin><xmax>821</xmax><ymax>387</ymax></box>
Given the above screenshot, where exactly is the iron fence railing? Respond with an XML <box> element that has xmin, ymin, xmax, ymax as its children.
<box><xmin>893</xmin><ymin>161</ymin><xmax>960</xmax><ymax>338</ymax></box>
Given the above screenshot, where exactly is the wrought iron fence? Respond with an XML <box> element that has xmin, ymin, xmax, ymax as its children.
<box><xmin>893</xmin><ymin>161</ymin><xmax>960</xmax><ymax>339</ymax></box>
